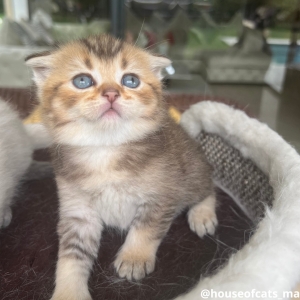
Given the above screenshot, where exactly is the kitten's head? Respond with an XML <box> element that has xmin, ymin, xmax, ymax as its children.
<box><xmin>25</xmin><ymin>35</ymin><xmax>171</xmax><ymax>146</ymax></box>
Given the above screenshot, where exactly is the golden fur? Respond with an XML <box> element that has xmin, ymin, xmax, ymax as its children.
<box><xmin>26</xmin><ymin>34</ymin><xmax>218</xmax><ymax>300</ymax></box>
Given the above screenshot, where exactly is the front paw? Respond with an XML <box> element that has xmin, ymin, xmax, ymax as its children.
<box><xmin>188</xmin><ymin>208</ymin><xmax>217</xmax><ymax>238</ymax></box>
<box><xmin>50</xmin><ymin>288</ymin><xmax>92</xmax><ymax>300</ymax></box>
<box><xmin>114</xmin><ymin>249</ymin><xmax>155</xmax><ymax>281</ymax></box>
<box><xmin>188</xmin><ymin>196</ymin><xmax>218</xmax><ymax>238</ymax></box>
<box><xmin>50</xmin><ymin>295</ymin><xmax>92</xmax><ymax>300</ymax></box>
<box><xmin>0</xmin><ymin>206</ymin><xmax>12</xmax><ymax>228</ymax></box>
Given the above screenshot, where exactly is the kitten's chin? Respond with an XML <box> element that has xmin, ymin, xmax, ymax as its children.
<box><xmin>85</xmin><ymin>103</ymin><xmax>122</xmax><ymax>122</ymax></box>
<box><xmin>100</xmin><ymin>108</ymin><xmax>120</xmax><ymax>120</ymax></box>
<box><xmin>53</xmin><ymin>116</ymin><xmax>162</xmax><ymax>147</ymax></box>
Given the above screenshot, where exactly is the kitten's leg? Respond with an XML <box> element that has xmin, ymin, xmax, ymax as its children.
<box><xmin>0</xmin><ymin>185</ymin><xmax>14</xmax><ymax>228</ymax></box>
<box><xmin>188</xmin><ymin>194</ymin><xmax>218</xmax><ymax>238</ymax></box>
<box><xmin>51</xmin><ymin>180</ymin><xmax>102</xmax><ymax>300</ymax></box>
<box><xmin>114</xmin><ymin>203</ymin><xmax>174</xmax><ymax>281</ymax></box>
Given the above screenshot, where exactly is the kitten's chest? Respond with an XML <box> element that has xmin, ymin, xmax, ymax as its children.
<box><xmin>58</xmin><ymin>145</ymin><xmax>131</xmax><ymax>190</ymax></box>
<box><xmin>66</xmin><ymin>147</ymin><xmax>141</xmax><ymax>228</ymax></box>
<box><xmin>55</xmin><ymin>145</ymin><xmax>146</xmax><ymax>228</ymax></box>
<box><xmin>97</xmin><ymin>183</ymin><xmax>142</xmax><ymax>229</ymax></box>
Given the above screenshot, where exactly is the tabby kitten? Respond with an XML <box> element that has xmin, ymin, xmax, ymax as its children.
<box><xmin>26</xmin><ymin>34</ymin><xmax>218</xmax><ymax>300</ymax></box>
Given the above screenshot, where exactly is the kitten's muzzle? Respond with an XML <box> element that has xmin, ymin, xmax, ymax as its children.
<box><xmin>102</xmin><ymin>88</ymin><xmax>119</xmax><ymax>103</ymax></box>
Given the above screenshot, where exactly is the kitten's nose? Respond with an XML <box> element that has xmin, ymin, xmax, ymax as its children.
<box><xmin>102</xmin><ymin>89</ymin><xmax>119</xmax><ymax>103</ymax></box>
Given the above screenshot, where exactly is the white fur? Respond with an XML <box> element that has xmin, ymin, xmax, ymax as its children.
<box><xmin>55</xmin><ymin>145</ymin><xmax>148</xmax><ymax>230</ymax></box>
<box><xmin>97</xmin><ymin>186</ymin><xmax>140</xmax><ymax>229</ymax></box>
<box><xmin>176</xmin><ymin>101</ymin><xmax>300</xmax><ymax>299</ymax></box>
<box><xmin>25</xmin><ymin>123</ymin><xmax>52</xmax><ymax>149</ymax></box>
<box><xmin>53</xmin><ymin>116</ymin><xmax>161</xmax><ymax>147</ymax></box>
<box><xmin>0</xmin><ymin>100</ymin><xmax>51</xmax><ymax>228</ymax></box>
<box><xmin>188</xmin><ymin>195</ymin><xmax>218</xmax><ymax>238</ymax></box>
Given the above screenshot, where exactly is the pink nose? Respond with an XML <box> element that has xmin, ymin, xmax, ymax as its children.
<box><xmin>102</xmin><ymin>89</ymin><xmax>119</xmax><ymax>103</ymax></box>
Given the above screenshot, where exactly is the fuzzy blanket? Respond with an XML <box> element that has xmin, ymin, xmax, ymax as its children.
<box><xmin>177</xmin><ymin>101</ymin><xmax>300</xmax><ymax>300</ymax></box>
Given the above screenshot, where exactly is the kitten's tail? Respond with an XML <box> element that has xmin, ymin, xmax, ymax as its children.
<box><xmin>24</xmin><ymin>123</ymin><xmax>52</xmax><ymax>150</ymax></box>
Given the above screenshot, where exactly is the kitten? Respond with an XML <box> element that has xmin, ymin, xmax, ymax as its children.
<box><xmin>25</xmin><ymin>34</ymin><xmax>218</xmax><ymax>300</ymax></box>
<box><xmin>0</xmin><ymin>99</ymin><xmax>51</xmax><ymax>228</ymax></box>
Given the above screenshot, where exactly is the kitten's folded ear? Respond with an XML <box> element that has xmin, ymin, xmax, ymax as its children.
<box><xmin>25</xmin><ymin>51</ymin><xmax>54</xmax><ymax>85</ymax></box>
<box><xmin>149</xmin><ymin>54</ymin><xmax>172</xmax><ymax>80</ymax></box>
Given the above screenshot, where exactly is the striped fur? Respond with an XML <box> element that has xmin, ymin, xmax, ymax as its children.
<box><xmin>25</xmin><ymin>34</ymin><xmax>217</xmax><ymax>300</ymax></box>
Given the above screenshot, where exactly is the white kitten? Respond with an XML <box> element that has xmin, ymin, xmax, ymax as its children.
<box><xmin>0</xmin><ymin>99</ymin><xmax>51</xmax><ymax>228</ymax></box>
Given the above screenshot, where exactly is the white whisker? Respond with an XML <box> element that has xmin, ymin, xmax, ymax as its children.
<box><xmin>144</xmin><ymin>39</ymin><xmax>169</xmax><ymax>51</ymax></box>
<box><xmin>134</xmin><ymin>19</ymin><xmax>145</xmax><ymax>47</ymax></box>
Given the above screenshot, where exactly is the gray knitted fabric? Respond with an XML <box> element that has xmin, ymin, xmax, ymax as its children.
<box><xmin>197</xmin><ymin>132</ymin><xmax>274</xmax><ymax>223</ymax></box>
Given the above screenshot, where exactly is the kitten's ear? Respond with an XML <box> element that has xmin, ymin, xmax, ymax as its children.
<box><xmin>25</xmin><ymin>51</ymin><xmax>54</xmax><ymax>85</ymax></box>
<box><xmin>149</xmin><ymin>55</ymin><xmax>172</xmax><ymax>80</ymax></box>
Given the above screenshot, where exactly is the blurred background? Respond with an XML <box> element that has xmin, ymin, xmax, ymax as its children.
<box><xmin>0</xmin><ymin>0</ymin><xmax>300</xmax><ymax>150</ymax></box>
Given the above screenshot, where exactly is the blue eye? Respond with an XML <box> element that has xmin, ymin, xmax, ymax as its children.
<box><xmin>73</xmin><ymin>75</ymin><xmax>93</xmax><ymax>89</ymax></box>
<box><xmin>122</xmin><ymin>74</ymin><xmax>140</xmax><ymax>88</ymax></box>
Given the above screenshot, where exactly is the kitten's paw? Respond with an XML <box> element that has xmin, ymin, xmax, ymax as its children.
<box><xmin>114</xmin><ymin>249</ymin><xmax>155</xmax><ymax>281</ymax></box>
<box><xmin>0</xmin><ymin>207</ymin><xmax>12</xmax><ymax>228</ymax></box>
<box><xmin>50</xmin><ymin>296</ymin><xmax>92</xmax><ymax>300</ymax></box>
<box><xmin>50</xmin><ymin>287</ymin><xmax>92</xmax><ymax>300</ymax></box>
<box><xmin>50</xmin><ymin>284</ymin><xmax>93</xmax><ymax>300</ymax></box>
<box><xmin>188</xmin><ymin>196</ymin><xmax>218</xmax><ymax>238</ymax></box>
